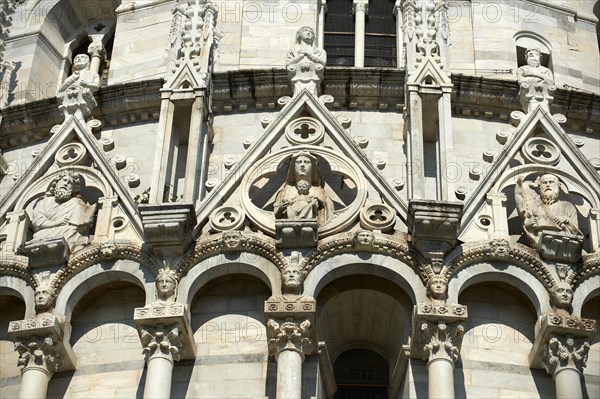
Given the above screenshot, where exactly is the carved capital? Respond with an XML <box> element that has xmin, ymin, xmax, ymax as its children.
<box><xmin>139</xmin><ymin>324</ymin><xmax>183</xmax><ymax>363</ymax></box>
<box><xmin>139</xmin><ymin>203</ymin><xmax>197</xmax><ymax>257</ymax></box>
<box><xmin>134</xmin><ymin>302</ymin><xmax>196</xmax><ymax>361</ymax></box>
<box><xmin>418</xmin><ymin>320</ymin><xmax>465</xmax><ymax>365</ymax></box>
<box><xmin>14</xmin><ymin>335</ymin><xmax>63</xmax><ymax>374</ymax></box>
<box><xmin>352</xmin><ymin>0</ymin><xmax>369</xmax><ymax>14</ymax></box>
<box><xmin>542</xmin><ymin>334</ymin><xmax>591</xmax><ymax>376</ymax></box>
<box><xmin>267</xmin><ymin>317</ymin><xmax>314</xmax><ymax>359</ymax></box>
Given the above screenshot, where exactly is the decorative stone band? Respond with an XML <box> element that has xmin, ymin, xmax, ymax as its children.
<box><xmin>8</xmin><ymin>315</ymin><xmax>77</xmax><ymax>372</ymax></box>
<box><xmin>410</xmin><ymin>303</ymin><xmax>468</xmax><ymax>365</ymax></box>
<box><xmin>528</xmin><ymin>313</ymin><xmax>596</xmax><ymax>370</ymax></box>
<box><xmin>134</xmin><ymin>303</ymin><xmax>197</xmax><ymax>361</ymax></box>
<box><xmin>264</xmin><ymin>297</ymin><xmax>316</xmax><ymax>317</ymax></box>
<box><xmin>542</xmin><ymin>333</ymin><xmax>591</xmax><ymax>376</ymax></box>
<box><xmin>266</xmin><ymin>317</ymin><xmax>315</xmax><ymax>360</ymax></box>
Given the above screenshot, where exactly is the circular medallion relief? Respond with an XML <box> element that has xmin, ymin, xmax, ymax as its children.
<box><xmin>521</xmin><ymin>137</ymin><xmax>560</xmax><ymax>166</ymax></box>
<box><xmin>55</xmin><ymin>143</ymin><xmax>88</xmax><ymax>167</ymax></box>
<box><xmin>360</xmin><ymin>203</ymin><xmax>396</xmax><ymax>232</ymax></box>
<box><xmin>210</xmin><ymin>206</ymin><xmax>246</xmax><ymax>232</ymax></box>
<box><xmin>240</xmin><ymin>145</ymin><xmax>367</xmax><ymax>237</ymax></box>
<box><xmin>285</xmin><ymin>117</ymin><xmax>325</xmax><ymax>146</ymax></box>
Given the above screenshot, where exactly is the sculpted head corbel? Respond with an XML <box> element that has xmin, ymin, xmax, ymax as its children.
<box><xmin>353</xmin><ymin>230</ymin><xmax>375</xmax><ymax>251</ymax></box>
<box><xmin>426</xmin><ymin>275</ymin><xmax>448</xmax><ymax>302</ymax></box>
<box><xmin>34</xmin><ymin>285</ymin><xmax>57</xmax><ymax>315</ymax></box>
<box><xmin>222</xmin><ymin>230</ymin><xmax>243</xmax><ymax>251</ymax></box>
<box><xmin>281</xmin><ymin>251</ymin><xmax>306</xmax><ymax>295</ymax></box>
<box><xmin>550</xmin><ymin>281</ymin><xmax>573</xmax><ymax>316</ymax></box>
<box><xmin>155</xmin><ymin>268</ymin><xmax>178</xmax><ymax>303</ymax></box>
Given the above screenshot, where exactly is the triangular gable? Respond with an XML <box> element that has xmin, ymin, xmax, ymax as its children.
<box><xmin>0</xmin><ymin>115</ymin><xmax>143</xmax><ymax>237</ymax></box>
<box><xmin>459</xmin><ymin>107</ymin><xmax>600</xmax><ymax>235</ymax></box>
<box><xmin>408</xmin><ymin>58</ymin><xmax>451</xmax><ymax>86</ymax></box>
<box><xmin>193</xmin><ymin>89</ymin><xmax>408</xmax><ymax>236</ymax></box>
<box><xmin>163</xmin><ymin>59</ymin><xmax>205</xmax><ymax>90</ymax></box>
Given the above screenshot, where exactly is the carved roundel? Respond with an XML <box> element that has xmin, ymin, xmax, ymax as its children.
<box><xmin>521</xmin><ymin>137</ymin><xmax>560</xmax><ymax>166</ymax></box>
<box><xmin>209</xmin><ymin>206</ymin><xmax>246</xmax><ymax>232</ymax></box>
<box><xmin>240</xmin><ymin>145</ymin><xmax>367</xmax><ymax>237</ymax></box>
<box><xmin>285</xmin><ymin>117</ymin><xmax>325</xmax><ymax>146</ymax></box>
<box><xmin>360</xmin><ymin>203</ymin><xmax>396</xmax><ymax>232</ymax></box>
<box><xmin>55</xmin><ymin>143</ymin><xmax>88</xmax><ymax>167</ymax></box>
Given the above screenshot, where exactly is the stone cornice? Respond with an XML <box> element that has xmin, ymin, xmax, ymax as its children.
<box><xmin>443</xmin><ymin>239</ymin><xmax>556</xmax><ymax>289</ymax></box>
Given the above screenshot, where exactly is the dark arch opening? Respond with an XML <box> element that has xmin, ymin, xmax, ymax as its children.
<box><xmin>334</xmin><ymin>348</ymin><xmax>389</xmax><ymax>399</ymax></box>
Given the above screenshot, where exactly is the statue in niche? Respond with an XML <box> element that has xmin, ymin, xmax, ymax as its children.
<box><xmin>57</xmin><ymin>54</ymin><xmax>100</xmax><ymax>116</ymax></box>
<box><xmin>34</xmin><ymin>285</ymin><xmax>56</xmax><ymax>315</ymax></box>
<box><xmin>30</xmin><ymin>172</ymin><xmax>97</xmax><ymax>252</ymax></box>
<box><xmin>549</xmin><ymin>281</ymin><xmax>573</xmax><ymax>317</ymax></box>
<box><xmin>155</xmin><ymin>268</ymin><xmax>177</xmax><ymax>303</ymax></box>
<box><xmin>274</xmin><ymin>151</ymin><xmax>333</xmax><ymax>226</ymax></box>
<box><xmin>286</xmin><ymin>27</ymin><xmax>326</xmax><ymax>95</ymax></box>
<box><xmin>426</xmin><ymin>275</ymin><xmax>448</xmax><ymax>303</ymax></box>
<box><xmin>517</xmin><ymin>48</ymin><xmax>555</xmax><ymax>111</ymax></box>
<box><xmin>515</xmin><ymin>173</ymin><xmax>581</xmax><ymax>248</ymax></box>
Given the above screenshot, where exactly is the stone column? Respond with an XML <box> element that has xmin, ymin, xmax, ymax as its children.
<box><xmin>352</xmin><ymin>0</ymin><xmax>368</xmax><ymax>67</ymax></box>
<box><xmin>150</xmin><ymin>94</ymin><xmax>176</xmax><ymax>203</ymax></box>
<box><xmin>183</xmin><ymin>93</ymin><xmax>206</xmax><ymax>202</ymax></box>
<box><xmin>267</xmin><ymin>317</ymin><xmax>314</xmax><ymax>399</ymax></box>
<box><xmin>529</xmin><ymin>314</ymin><xmax>596</xmax><ymax>399</ymax></box>
<box><xmin>134</xmin><ymin>303</ymin><xmax>196</xmax><ymax>399</ymax></box>
<box><xmin>410</xmin><ymin>303</ymin><xmax>468</xmax><ymax>399</ymax></box>
<box><xmin>87</xmin><ymin>41</ymin><xmax>106</xmax><ymax>77</ymax></box>
<box><xmin>265</xmin><ymin>297</ymin><xmax>317</xmax><ymax>399</ymax></box>
<box><xmin>9</xmin><ymin>315</ymin><xmax>77</xmax><ymax>399</ymax></box>
<box><xmin>317</xmin><ymin>0</ymin><xmax>326</xmax><ymax>48</ymax></box>
<box><xmin>393</xmin><ymin>0</ymin><xmax>403</xmax><ymax>68</ymax></box>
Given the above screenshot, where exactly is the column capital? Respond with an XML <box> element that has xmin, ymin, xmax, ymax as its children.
<box><xmin>134</xmin><ymin>302</ymin><xmax>197</xmax><ymax>362</ymax></box>
<box><xmin>410</xmin><ymin>302</ymin><xmax>468</xmax><ymax>365</ymax></box>
<box><xmin>8</xmin><ymin>315</ymin><xmax>77</xmax><ymax>374</ymax></box>
<box><xmin>267</xmin><ymin>316</ymin><xmax>315</xmax><ymax>360</ymax></box>
<box><xmin>529</xmin><ymin>313</ymin><xmax>596</xmax><ymax>371</ymax></box>
<box><xmin>352</xmin><ymin>0</ymin><xmax>369</xmax><ymax>15</ymax></box>
<box><xmin>542</xmin><ymin>333</ymin><xmax>591</xmax><ymax>376</ymax></box>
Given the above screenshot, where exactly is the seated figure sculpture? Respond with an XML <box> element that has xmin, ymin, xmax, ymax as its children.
<box><xmin>517</xmin><ymin>48</ymin><xmax>555</xmax><ymax>112</ymax></box>
<box><xmin>274</xmin><ymin>151</ymin><xmax>333</xmax><ymax>226</ymax></box>
<box><xmin>29</xmin><ymin>172</ymin><xmax>96</xmax><ymax>252</ymax></box>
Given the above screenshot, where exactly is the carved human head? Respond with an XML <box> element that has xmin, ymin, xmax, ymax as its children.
<box><xmin>286</xmin><ymin>151</ymin><xmax>322</xmax><ymax>187</ymax></box>
<box><xmin>47</xmin><ymin>171</ymin><xmax>84</xmax><ymax>202</ymax></box>
<box><xmin>538</xmin><ymin>173</ymin><xmax>560</xmax><ymax>205</ymax></box>
<box><xmin>353</xmin><ymin>230</ymin><xmax>374</xmax><ymax>250</ymax></box>
<box><xmin>222</xmin><ymin>230</ymin><xmax>242</xmax><ymax>250</ymax></box>
<box><xmin>282</xmin><ymin>252</ymin><xmax>305</xmax><ymax>295</ymax></box>
<box><xmin>156</xmin><ymin>268</ymin><xmax>177</xmax><ymax>302</ymax></box>
<box><xmin>427</xmin><ymin>276</ymin><xmax>447</xmax><ymax>301</ymax></box>
<box><xmin>296</xmin><ymin>180</ymin><xmax>311</xmax><ymax>195</ymax></box>
<box><xmin>525</xmin><ymin>48</ymin><xmax>541</xmax><ymax>67</ymax></box>
<box><xmin>99</xmin><ymin>241</ymin><xmax>118</xmax><ymax>259</ymax></box>
<box><xmin>73</xmin><ymin>54</ymin><xmax>91</xmax><ymax>71</ymax></box>
<box><xmin>296</xmin><ymin>27</ymin><xmax>315</xmax><ymax>45</ymax></box>
<box><xmin>550</xmin><ymin>281</ymin><xmax>573</xmax><ymax>311</ymax></box>
<box><xmin>294</xmin><ymin>155</ymin><xmax>313</xmax><ymax>179</ymax></box>
<box><xmin>34</xmin><ymin>286</ymin><xmax>56</xmax><ymax>313</ymax></box>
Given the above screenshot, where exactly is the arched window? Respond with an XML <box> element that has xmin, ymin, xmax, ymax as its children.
<box><xmin>365</xmin><ymin>0</ymin><xmax>396</xmax><ymax>67</ymax></box>
<box><xmin>514</xmin><ymin>32</ymin><xmax>553</xmax><ymax>71</ymax></box>
<box><xmin>334</xmin><ymin>348</ymin><xmax>389</xmax><ymax>398</ymax></box>
<box><xmin>324</xmin><ymin>0</ymin><xmax>356</xmax><ymax>66</ymax></box>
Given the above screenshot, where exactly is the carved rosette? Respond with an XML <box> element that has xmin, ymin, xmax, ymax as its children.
<box><xmin>419</xmin><ymin>320</ymin><xmax>465</xmax><ymax>365</ymax></box>
<box><xmin>14</xmin><ymin>336</ymin><xmax>63</xmax><ymax>374</ymax></box>
<box><xmin>542</xmin><ymin>334</ymin><xmax>591</xmax><ymax>376</ymax></box>
<box><xmin>267</xmin><ymin>317</ymin><xmax>314</xmax><ymax>359</ymax></box>
<box><xmin>139</xmin><ymin>325</ymin><xmax>183</xmax><ymax>363</ymax></box>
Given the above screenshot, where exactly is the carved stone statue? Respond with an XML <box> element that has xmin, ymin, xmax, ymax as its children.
<box><xmin>155</xmin><ymin>268</ymin><xmax>178</xmax><ymax>303</ymax></box>
<box><xmin>353</xmin><ymin>230</ymin><xmax>374</xmax><ymax>250</ymax></box>
<box><xmin>30</xmin><ymin>172</ymin><xmax>97</xmax><ymax>252</ymax></box>
<box><xmin>549</xmin><ymin>281</ymin><xmax>573</xmax><ymax>317</ymax></box>
<box><xmin>57</xmin><ymin>54</ymin><xmax>100</xmax><ymax>118</ymax></box>
<box><xmin>274</xmin><ymin>151</ymin><xmax>333</xmax><ymax>226</ymax></box>
<box><xmin>286</xmin><ymin>27</ymin><xmax>326</xmax><ymax>96</ymax></box>
<box><xmin>517</xmin><ymin>48</ymin><xmax>556</xmax><ymax>112</ymax></box>
<box><xmin>34</xmin><ymin>285</ymin><xmax>56</xmax><ymax>315</ymax></box>
<box><xmin>426</xmin><ymin>276</ymin><xmax>448</xmax><ymax>303</ymax></box>
<box><xmin>281</xmin><ymin>251</ymin><xmax>305</xmax><ymax>296</ymax></box>
<box><xmin>515</xmin><ymin>174</ymin><xmax>582</xmax><ymax>257</ymax></box>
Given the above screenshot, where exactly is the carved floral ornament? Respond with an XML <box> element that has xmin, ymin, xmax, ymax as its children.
<box><xmin>240</xmin><ymin>146</ymin><xmax>367</xmax><ymax>237</ymax></box>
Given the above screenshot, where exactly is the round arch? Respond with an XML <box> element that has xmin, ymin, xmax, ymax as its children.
<box><xmin>303</xmin><ymin>253</ymin><xmax>425</xmax><ymax>304</ymax></box>
<box><xmin>178</xmin><ymin>254</ymin><xmax>281</xmax><ymax>306</ymax></box>
<box><xmin>572</xmin><ymin>275</ymin><xmax>600</xmax><ymax>317</ymax></box>
<box><xmin>448</xmin><ymin>261</ymin><xmax>550</xmax><ymax>316</ymax></box>
<box><xmin>0</xmin><ymin>276</ymin><xmax>35</xmax><ymax>319</ymax></box>
<box><xmin>54</xmin><ymin>260</ymin><xmax>153</xmax><ymax>322</ymax></box>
